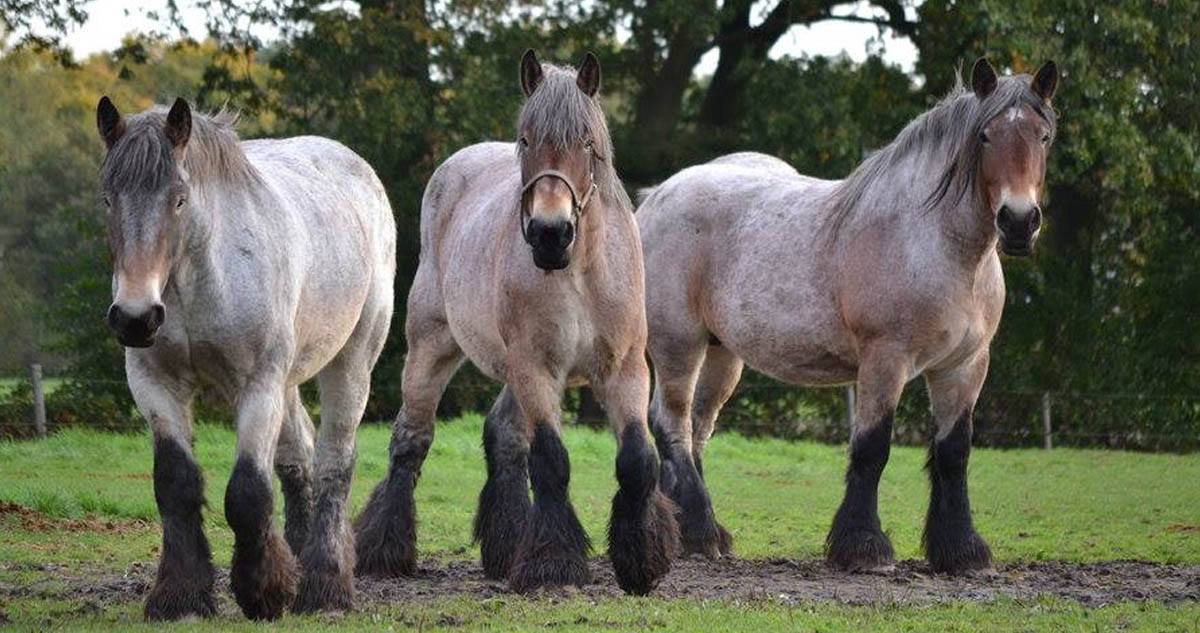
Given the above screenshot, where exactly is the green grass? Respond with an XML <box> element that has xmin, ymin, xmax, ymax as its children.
<box><xmin>1</xmin><ymin>417</ymin><xmax>1198</xmax><ymax>564</ymax></box>
<box><xmin>1</xmin><ymin>418</ymin><xmax>1198</xmax><ymax>630</ymax></box>
<box><xmin>4</xmin><ymin>595</ymin><xmax>1200</xmax><ymax>632</ymax></box>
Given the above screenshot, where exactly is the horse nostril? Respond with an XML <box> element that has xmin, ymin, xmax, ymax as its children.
<box><xmin>559</xmin><ymin>222</ymin><xmax>575</xmax><ymax>248</ymax></box>
<box><xmin>1029</xmin><ymin>209</ymin><xmax>1043</xmax><ymax>231</ymax></box>
<box><xmin>147</xmin><ymin>304</ymin><xmax>166</xmax><ymax>330</ymax></box>
<box><xmin>106</xmin><ymin>304</ymin><xmax>124</xmax><ymax>330</ymax></box>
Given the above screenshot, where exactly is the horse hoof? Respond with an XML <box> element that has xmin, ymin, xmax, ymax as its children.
<box><xmin>231</xmin><ymin>533</ymin><xmax>300</xmax><ymax>621</ymax></box>
<box><xmin>681</xmin><ymin>521</ymin><xmax>727</xmax><ymax>560</ymax></box>
<box><xmin>353</xmin><ymin>475</ymin><xmax>419</xmax><ymax>579</ymax></box>
<box><xmin>143</xmin><ymin>583</ymin><xmax>216</xmax><ymax>621</ymax></box>
<box><xmin>508</xmin><ymin>555</ymin><xmax>591</xmax><ymax>593</ymax></box>
<box><xmin>927</xmin><ymin>529</ymin><xmax>993</xmax><ymax>575</ymax></box>
<box><xmin>609</xmin><ymin>489</ymin><xmax>679</xmax><ymax>595</ymax></box>
<box><xmin>716</xmin><ymin>522</ymin><xmax>734</xmax><ymax>557</ymax></box>
<box><xmin>293</xmin><ymin>567</ymin><xmax>355</xmax><ymax>614</ymax></box>
<box><xmin>826</xmin><ymin>529</ymin><xmax>895</xmax><ymax>573</ymax></box>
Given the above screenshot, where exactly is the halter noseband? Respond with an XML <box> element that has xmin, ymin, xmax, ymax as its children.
<box><xmin>518</xmin><ymin>148</ymin><xmax>598</xmax><ymax>245</ymax></box>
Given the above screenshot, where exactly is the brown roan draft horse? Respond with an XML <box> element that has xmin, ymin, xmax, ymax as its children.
<box><xmin>638</xmin><ymin>58</ymin><xmax>1059</xmax><ymax>574</ymax></box>
<box><xmin>354</xmin><ymin>50</ymin><xmax>680</xmax><ymax>594</ymax></box>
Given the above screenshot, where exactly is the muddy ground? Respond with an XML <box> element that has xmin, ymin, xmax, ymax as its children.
<box><xmin>4</xmin><ymin>557</ymin><xmax>1198</xmax><ymax>616</ymax></box>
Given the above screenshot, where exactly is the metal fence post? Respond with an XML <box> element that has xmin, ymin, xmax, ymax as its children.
<box><xmin>30</xmin><ymin>363</ymin><xmax>46</xmax><ymax>438</ymax></box>
<box><xmin>845</xmin><ymin>385</ymin><xmax>856</xmax><ymax>431</ymax></box>
<box><xmin>1041</xmin><ymin>391</ymin><xmax>1052</xmax><ymax>450</ymax></box>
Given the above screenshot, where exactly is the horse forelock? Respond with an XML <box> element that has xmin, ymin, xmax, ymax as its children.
<box><xmin>100</xmin><ymin>105</ymin><xmax>257</xmax><ymax>193</ymax></box>
<box><xmin>100</xmin><ymin>116</ymin><xmax>177</xmax><ymax>193</ymax></box>
<box><xmin>826</xmin><ymin>71</ymin><xmax>1056</xmax><ymax>232</ymax></box>
<box><xmin>517</xmin><ymin>64</ymin><xmax>629</xmax><ymax>215</ymax></box>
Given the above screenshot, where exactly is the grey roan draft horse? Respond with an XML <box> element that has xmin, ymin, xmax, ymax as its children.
<box><xmin>639</xmin><ymin>59</ymin><xmax>1058</xmax><ymax>573</ymax></box>
<box><xmin>96</xmin><ymin>97</ymin><xmax>395</xmax><ymax>619</ymax></box>
<box><xmin>354</xmin><ymin>50</ymin><xmax>679</xmax><ymax>594</ymax></box>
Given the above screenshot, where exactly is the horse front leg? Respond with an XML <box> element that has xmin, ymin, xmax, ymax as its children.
<box><xmin>506</xmin><ymin>367</ymin><xmax>591</xmax><ymax>592</ymax></box>
<box><xmin>600</xmin><ymin>354</ymin><xmax>680</xmax><ymax>595</ymax></box>
<box><xmin>227</xmin><ymin>377</ymin><xmax>298</xmax><ymax>620</ymax></box>
<box><xmin>473</xmin><ymin>386</ymin><xmax>531</xmax><ymax>579</ymax></box>
<box><xmin>826</xmin><ymin>345</ymin><xmax>909</xmax><ymax>572</ymax></box>
<box><xmin>128</xmin><ymin>364</ymin><xmax>215</xmax><ymax>621</ymax></box>
<box><xmin>923</xmin><ymin>354</ymin><xmax>993</xmax><ymax>574</ymax></box>
<box><xmin>354</xmin><ymin>324</ymin><xmax>462</xmax><ymax>578</ymax></box>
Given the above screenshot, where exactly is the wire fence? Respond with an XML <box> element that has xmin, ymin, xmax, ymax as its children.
<box><xmin>3</xmin><ymin>366</ymin><xmax>1199</xmax><ymax>452</ymax></box>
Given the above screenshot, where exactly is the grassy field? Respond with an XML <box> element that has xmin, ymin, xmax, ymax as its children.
<box><xmin>1</xmin><ymin>417</ymin><xmax>1198</xmax><ymax>631</ymax></box>
<box><xmin>0</xmin><ymin>376</ymin><xmax>65</xmax><ymax>397</ymax></box>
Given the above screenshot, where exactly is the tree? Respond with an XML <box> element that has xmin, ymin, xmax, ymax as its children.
<box><xmin>1</xmin><ymin>0</ymin><xmax>88</xmax><ymax>63</ymax></box>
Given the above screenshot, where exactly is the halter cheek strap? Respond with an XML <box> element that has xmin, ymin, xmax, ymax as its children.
<box><xmin>520</xmin><ymin>169</ymin><xmax>597</xmax><ymax>216</ymax></box>
<box><xmin>519</xmin><ymin>167</ymin><xmax>597</xmax><ymax>244</ymax></box>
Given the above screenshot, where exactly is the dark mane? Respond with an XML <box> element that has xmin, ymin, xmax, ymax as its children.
<box><xmin>517</xmin><ymin>64</ymin><xmax>630</xmax><ymax>214</ymax></box>
<box><xmin>825</xmin><ymin>72</ymin><xmax>1057</xmax><ymax>231</ymax></box>
<box><xmin>100</xmin><ymin>107</ymin><xmax>258</xmax><ymax>192</ymax></box>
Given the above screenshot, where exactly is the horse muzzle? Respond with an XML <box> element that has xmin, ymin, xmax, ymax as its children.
<box><xmin>996</xmin><ymin>205</ymin><xmax>1042</xmax><ymax>256</ymax></box>
<box><xmin>525</xmin><ymin>217</ymin><xmax>575</xmax><ymax>270</ymax></box>
<box><xmin>107</xmin><ymin>302</ymin><xmax>165</xmax><ymax>348</ymax></box>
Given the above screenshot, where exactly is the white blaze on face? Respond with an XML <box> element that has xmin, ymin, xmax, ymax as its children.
<box><xmin>996</xmin><ymin>185</ymin><xmax>1042</xmax><ymax>239</ymax></box>
<box><xmin>113</xmin><ymin>269</ymin><xmax>164</xmax><ymax>316</ymax></box>
<box><xmin>530</xmin><ymin>178</ymin><xmax>574</xmax><ymax>224</ymax></box>
<box><xmin>1006</xmin><ymin>105</ymin><xmax>1026</xmax><ymax>123</ymax></box>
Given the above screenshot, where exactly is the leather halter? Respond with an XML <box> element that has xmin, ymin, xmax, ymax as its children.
<box><xmin>519</xmin><ymin>149</ymin><xmax>598</xmax><ymax>245</ymax></box>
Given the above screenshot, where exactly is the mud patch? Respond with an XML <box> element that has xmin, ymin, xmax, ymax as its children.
<box><xmin>0</xmin><ymin>501</ymin><xmax>154</xmax><ymax>535</ymax></box>
<box><xmin>5</xmin><ymin>557</ymin><xmax>1197</xmax><ymax>610</ymax></box>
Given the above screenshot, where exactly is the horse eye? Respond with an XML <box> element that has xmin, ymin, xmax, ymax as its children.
<box><xmin>1041</xmin><ymin>134</ymin><xmax>1051</xmax><ymax>145</ymax></box>
<box><xmin>519</xmin><ymin>136</ymin><xmax>529</xmax><ymax>148</ymax></box>
<box><xmin>102</xmin><ymin>196</ymin><xmax>111</xmax><ymax>209</ymax></box>
<box><xmin>176</xmin><ymin>196</ymin><xmax>186</xmax><ymax>209</ymax></box>
<box><xmin>584</xmin><ymin>139</ymin><xmax>594</xmax><ymax>152</ymax></box>
<box><xmin>979</xmin><ymin>131</ymin><xmax>991</xmax><ymax>145</ymax></box>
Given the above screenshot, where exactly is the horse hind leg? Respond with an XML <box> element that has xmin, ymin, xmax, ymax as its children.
<box><xmin>688</xmin><ymin>343</ymin><xmax>744</xmax><ymax>556</ymax></box>
<box><xmin>826</xmin><ymin>345</ymin><xmax>908</xmax><ymax>573</ymax></box>
<box><xmin>922</xmin><ymin>356</ymin><xmax>993</xmax><ymax>574</ymax></box>
<box><xmin>648</xmin><ymin>334</ymin><xmax>723</xmax><ymax>558</ymax></box>
<box><xmin>473</xmin><ymin>386</ymin><xmax>531</xmax><ymax>579</ymax></box>
<box><xmin>354</xmin><ymin>318</ymin><xmax>463</xmax><ymax>578</ymax></box>
<box><xmin>133</xmin><ymin>375</ymin><xmax>216</xmax><ymax>621</ymax></box>
<box><xmin>602</xmin><ymin>354</ymin><xmax>680</xmax><ymax>595</ymax></box>
<box><xmin>226</xmin><ymin>377</ymin><xmax>299</xmax><ymax>620</ymax></box>
<box><xmin>276</xmin><ymin>388</ymin><xmax>315</xmax><ymax>556</ymax></box>
<box><xmin>293</xmin><ymin>303</ymin><xmax>391</xmax><ymax>613</ymax></box>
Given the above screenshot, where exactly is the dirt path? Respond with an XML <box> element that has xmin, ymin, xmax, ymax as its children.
<box><xmin>5</xmin><ymin>557</ymin><xmax>1198</xmax><ymax>613</ymax></box>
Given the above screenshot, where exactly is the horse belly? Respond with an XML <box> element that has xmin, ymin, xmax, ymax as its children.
<box><xmin>709</xmin><ymin>264</ymin><xmax>858</xmax><ymax>387</ymax></box>
<box><xmin>734</xmin><ymin>330</ymin><xmax>858</xmax><ymax>387</ymax></box>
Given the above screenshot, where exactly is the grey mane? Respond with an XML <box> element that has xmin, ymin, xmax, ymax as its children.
<box><xmin>100</xmin><ymin>106</ymin><xmax>259</xmax><ymax>192</ymax></box>
<box><xmin>826</xmin><ymin>72</ymin><xmax>1057</xmax><ymax>230</ymax></box>
<box><xmin>518</xmin><ymin>64</ymin><xmax>631</xmax><ymax>215</ymax></box>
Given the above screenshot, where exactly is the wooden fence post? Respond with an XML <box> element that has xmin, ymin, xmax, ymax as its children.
<box><xmin>845</xmin><ymin>385</ymin><xmax>856</xmax><ymax>432</ymax></box>
<box><xmin>30</xmin><ymin>363</ymin><xmax>46</xmax><ymax>438</ymax></box>
<box><xmin>1041</xmin><ymin>391</ymin><xmax>1052</xmax><ymax>450</ymax></box>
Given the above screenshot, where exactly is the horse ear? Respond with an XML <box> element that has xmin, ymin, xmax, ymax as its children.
<box><xmin>520</xmin><ymin>49</ymin><xmax>543</xmax><ymax>98</ymax></box>
<box><xmin>971</xmin><ymin>57</ymin><xmax>998</xmax><ymax>99</ymax></box>
<box><xmin>97</xmin><ymin>96</ymin><xmax>125</xmax><ymax>148</ymax></box>
<box><xmin>164</xmin><ymin>97</ymin><xmax>191</xmax><ymax>149</ymax></box>
<box><xmin>576</xmin><ymin>52</ymin><xmax>601</xmax><ymax>97</ymax></box>
<box><xmin>1032</xmin><ymin>60</ymin><xmax>1058</xmax><ymax>102</ymax></box>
